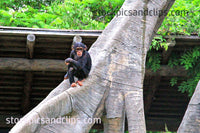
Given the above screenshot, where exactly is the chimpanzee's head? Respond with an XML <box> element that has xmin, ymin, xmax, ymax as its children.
<box><xmin>73</xmin><ymin>42</ymin><xmax>86</xmax><ymax>57</ymax></box>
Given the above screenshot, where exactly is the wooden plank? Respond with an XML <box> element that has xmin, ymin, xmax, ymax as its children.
<box><xmin>0</xmin><ymin>107</ymin><xmax>20</xmax><ymax>111</ymax></box>
<box><xmin>35</xmin><ymin>42</ymin><xmax>70</xmax><ymax>48</ymax></box>
<box><xmin>0</xmin><ymin>91</ymin><xmax>21</xmax><ymax>95</ymax></box>
<box><xmin>30</xmin><ymin>97</ymin><xmax>45</xmax><ymax>101</ymax></box>
<box><xmin>0</xmin><ymin>53</ymin><xmax>26</xmax><ymax>58</ymax></box>
<box><xmin>36</xmin><ymin>37</ymin><xmax>74</xmax><ymax>43</ymax></box>
<box><xmin>153</xmin><ymin>98</ymin><xmax>188</xmax><ymax>102</ymax></box>
<box><xmin>145</xmin><ymin>65</ymin><xmax>187</xmax><ymax>77</ymax></box>
<box><xmin>0</xmin><ymin>97</ymin><xmax>21</xmax><ymax>100</ymax></box>
<box><xmin>32</xmin><ymin>76</ymin><xmax>62</xmax><ymax>80</ymax></box>
<box><xmin>0</xmin><ymin>26</ymin><xmax>101</xmax><ymax>37</ymax></box>
<box><xmin>150</xmin><ymin>107</ymin><xmax>186</xmax><ymax>112</ymax></box>
<box><xmin>0</xmin><ymin>58</ymin><xmax>67</xmax><ymax>72</ymax></box>
<box><xmin>0</xmin><ymin>36</ymin><xmax>26</xmax><ymax>41</ymax></box>
<box><xmin>146</xmin><ymin>117</ymin><xmax>181</xmax><ymax>121</ymax></box>
<box><xmin>0</xmin><ymin>81</ymin><xmax>23</xmax><ymax>85</ymax></box>
<box><xmin>33</xmin><ymin>55</ymin><xmax>66</xmax><ymax>59</ymax></box>
<box><xmin>34</xmin><ymin>48</ymin><xmax>68</xmax><ymax>54</ymax></box>
<box><xmin>152</xmin><ymin>102</ymin><xmax>187</xmax><ymax>107</ymax></box>
<box><xmin>0</xmin><ymin>47</ymin><xmax>26</xmax><ymax>52</ymax></box>
<box><xmin>33</xmin><ymin>71</ymin><xmax>64</xmax><ymax>76</ymax></box>
<box><xmin>0</xmin><ymin>58</ymin><xmax>187</xmax><ymax>77</ymax></box>
<box><xmin>0</xmin><ymin>101</ymin><xmax>20</xmax><ymax>105</ymax></box>
<box><xmin>161</xmin><ymin>35</ymin><xmax>200</xmax><ymax>40</ymax></box>
<box><xmin>0</xmin><ymin>75</ymin><xmax>24</xmax><ymax>79</ymax></box>
<box><xmin>148</xmin><ymin>112</ymin><xmax>182</xmax><ymax>116</ymax></box>
<box><xmin>0</xmin><ymin>86</ymin><xmax>22</xmax><ymax>89</ymax></box>
<box><xmin>154</xmin><ymin>94</ymin><xmax>188</xmax><ymax>98</ymax></box>
<box><xmin>31</xmin><ymin>87</ymin><xmax>53</xmax><ymax>90</ymax></box>
<box><xmin>0</xmin><ymin>41</ymin><xmax>25</xmax><ymax>47</ymax></box>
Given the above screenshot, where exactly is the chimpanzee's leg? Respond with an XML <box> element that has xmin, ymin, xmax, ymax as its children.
<box><xmin>68</xmin><ymin>67</ymin><xmax>75</xmax><ymax>85</ymax></box>
<box><xmin>75</xmin><ymin>70</ymin><xmax>87</xmax><ymax>86</ymax></box>
<box><xmin>75</xmin><ymin>69</ymin><xmax>85</xmax><ymax>80</ymax></box>
<box><xmin>64</xmin><ymin>72</ymin><xmax>68</xmax><ymax>79</ymax></box>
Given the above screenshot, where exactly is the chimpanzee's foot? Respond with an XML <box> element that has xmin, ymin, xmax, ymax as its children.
<box><xmin>64</xmin><ymin>76</ymin><xmax>68</xmax><ymax>80</ymax></box>
<box><xmin>77</xmin><ymin>79</ymin><xmax>85</xmax><ymax>86</ymax></box>
<box><xmin>64</xmin><ymin>73</ymin><xmax>69</xmax><ymax>80</ymax></box>
<box><xmin>71</xmin><ymin>83</ymin><xmax>77</xmax><ymax>87</ymax></box>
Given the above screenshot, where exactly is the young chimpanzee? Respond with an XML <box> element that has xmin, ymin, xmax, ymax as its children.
<box><xmin>64</xmin><ymin>42</ymin><xmax>92</xmax><ymax>87</ymax></box>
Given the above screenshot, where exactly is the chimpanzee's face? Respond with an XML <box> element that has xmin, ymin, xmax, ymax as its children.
<box><xmin>76</xmin><ymin>47</ymin><xmax>83</xmax><ymax>57</ymax></box>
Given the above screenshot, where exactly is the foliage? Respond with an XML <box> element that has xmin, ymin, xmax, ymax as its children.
<box><xmin>89</xmin><ymin>129</ymin><xmax>103</xmax><ymax>133</ymax></box>
<box><xmin>81</xmin><ymin>0</ymin><xmax>124</xmax><ymax>24</ymax></box>
<box><xmin>168</xmin><ymin>47</ymin><xmax>200</xmax><ymax>96</ymax></box>
<box><xmin>168</xmin><ymin>53</ymin><xmax>181</xmax><ymax>68</ymax></box>
<box><xmin>147</xmin><ymin>35</ymin><xmax>169</xmax><ymax>72</ymax></box>
<box><xmin>170</xmin><ymin>77</ymin><xmax>178</xmax><ymax>87</ymax></box>
<box><xmin>148</xmin><ymin>44</ymin><xmax>200</xmax><ymax>97</ymax></box>
<box><xmin>0</xmin><ymin>0</ymin><xmax>55</xmax><ymax>10</ymax></box>
<box><xmin>0</xmin><ymin>0</ymin><xmax>199</xmax><ymax>35</ymax></box>
<box><xmin>158</xmin><ymin>0</ymin><xmax>200</xmax><ymax>36</ymax></box>
<box><xmin>0</xmin><ymin>0</ymin><xmax>123</xmax><ymax>29</ymax></box>
<box><xmin>150</xmin><ymin>36</ymin><xmax>168</xmax><ymax>51</ymax></box>
<box><xmin>146</xmin><ymin>51</ymin><xmax>161</xmax><ymax>72</ymax></box>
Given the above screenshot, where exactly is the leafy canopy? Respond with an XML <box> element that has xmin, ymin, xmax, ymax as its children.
<box><xmin>0</xmin><ymin>0</ymin><xmax>199</xmax><ymax>35</ymax></box>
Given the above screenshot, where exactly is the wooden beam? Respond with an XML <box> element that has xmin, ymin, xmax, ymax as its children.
<box><xmin>1</xmin><ymin>26</ymin><xmax>200</xmax><ymax>40</ymax></box>
<box><xmin>162</xmin><ymin>39</ymin><xmax>176</xmax><ymax>64</ymax></box>
<box><xmin>21</xmin><ymin>72</ymin><xmax>33</xmax><ymax>114</ymax></box>
<box><xmin>0</xmin><ymin>58</ymin><xmax>187</xmax><ymax>76</ymax></box>
<box><xmin>26</xmin><ymin>34</ymin><xmax>35</xmax><ymax>58</ymax></box>
<box><xmin>145</xmin><ymin>65</ymin><xmax>187</xmax><ymax>77</ymax></box>
<box><xmin>0</xmin><ymin>58</ymin><xmax>67</xmax><ymax>72</ymax></box>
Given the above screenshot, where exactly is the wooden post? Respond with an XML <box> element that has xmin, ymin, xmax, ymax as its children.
<box><xmin>26</xmin><ymin>34</ymin><xmax>35</xmax><ymax>59</ymax></box>
<box><xmin>162</xmin><ymin>39</ymin><xmax>176</xmax><ymax>64</ymax></box>
<box><xmin>21</xmin><ymin>72</ymin><xmax>33</xmax><ymax>115</ymax></box>
<box><xmin>71</xmin><ymin>35</ymin><xmax>82</xmax><ymax>49</ymax></box>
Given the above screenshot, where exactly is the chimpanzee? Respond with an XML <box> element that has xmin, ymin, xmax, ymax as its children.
<box><xmin>64</xmin><ymin>42</ymin><xmax>92</xmax><ymax>87</ymax></box>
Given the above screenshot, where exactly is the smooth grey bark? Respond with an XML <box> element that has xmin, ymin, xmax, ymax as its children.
<box><xmin>178</xmin><ymin>81</ymin><xmax>200</xmax><ymax>133</ymax></box>
<box><xmin>9</xmin><ymin>0</ymin><xmax>174</xmax><ymax>133</ymax></box>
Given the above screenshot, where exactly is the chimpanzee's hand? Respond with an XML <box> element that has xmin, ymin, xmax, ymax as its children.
<box><xmin>65</xmin><ymin>58</ymin><xmax>73</xmax><ymax>63</ymax></box>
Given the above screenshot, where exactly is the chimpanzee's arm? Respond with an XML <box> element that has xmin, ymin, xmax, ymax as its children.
<box><xmin>65</xmin><ymin>58</ymin><xmax>82</xmax><ymax>69</ymax></box>
<box><xmin>65</xmin><ymin>52</ymin><xmax>92</xmax><ymax>73</ymax></box>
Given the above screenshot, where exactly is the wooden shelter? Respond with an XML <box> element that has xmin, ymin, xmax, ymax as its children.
<box><xmin>0</xmin><ymin>26</ymin><xmax>199</xmax><ymax>132</ymax></box>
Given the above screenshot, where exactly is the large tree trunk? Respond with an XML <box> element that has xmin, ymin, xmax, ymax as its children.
<box><xmin>9</xmin><ymin>0</ymin><xmax>174</xmax><ymax>133</ymax></box>
<box><xmin>177</xmin><ymin>81</ymin><xmax>200</xmax><ymax>133</ymax></box>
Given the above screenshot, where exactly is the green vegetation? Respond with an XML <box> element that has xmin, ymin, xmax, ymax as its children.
<box><xmin>0</xmin><ymin>0</ymin><xmax>123</xmax><ymax>29</ymax></box>
<box><xmin>168</xmin><ymin>46</ymin><xmax>200</xmax><ymax>96</ymax></box>
<box><xmin>0</xmin><ymin>0</ymin><xmax>199</xmax><ymax>96</ymax></box>
<box><xmin>158</xmin><ymin>0</ymin><xmax>200</xmax><ymax>36</ymax></box>
<box><xmin>0</xmin><ymin>0</ymin><xmax>199</xmax><ymax>35</ymax></box>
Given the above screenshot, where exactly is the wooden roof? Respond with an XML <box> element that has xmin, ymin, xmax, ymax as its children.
<box><xmin>0</xmin><ymin>26</ymin><xmax>200</xmax><ymax>132</ymax></box>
